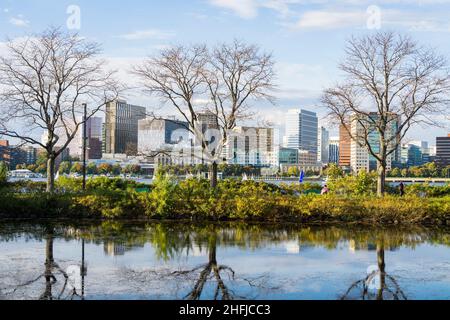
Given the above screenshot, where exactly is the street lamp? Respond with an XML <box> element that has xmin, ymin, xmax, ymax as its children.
<box><xmin>82</xmin><ymin>103</ymin><xmax>87</xmax><ymax>191</ymax></box>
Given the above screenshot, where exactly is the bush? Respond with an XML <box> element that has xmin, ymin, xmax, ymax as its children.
<box><xmin>328</xmin><ymin>171</ymin><xmax>377</xmax><ymax>196</ymax></box>
<box><xmin>56</xmin><ymin>176</ymin><xmax>148</xmax><ymax>193</ymax></box>
<box><xmin>0</xmin><ymin>177</ymin><xmax>449</xmax><ymax>225</ymax></box>
<box><xmin>143</xmin><ymin>173</ymin><xmax>179</xmax><ymax>217</ymax></box>
<box><xmin>404</xmin><ymin>183</ymin><xmax>450</xmax><ymax>197</ymax></box>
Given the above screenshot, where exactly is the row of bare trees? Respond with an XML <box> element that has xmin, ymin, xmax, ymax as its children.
<box><xmin>0</xmin><ymin>27</ymin><xmax>275</xmax><ymax>191</ymax></box>
<box><xmin>1</xmin><ymin>27</ymin><xmax>449</xmax><ymax>195</ymax></box>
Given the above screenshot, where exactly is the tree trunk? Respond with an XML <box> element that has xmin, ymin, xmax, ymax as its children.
<box><xmin>43</xmin><ymin>227</ymin><xmax>54</xmax><ymax>300</ymax></box>
<box><xmin>376</xmin><ymin>243</ymin><xmax>386</xmax><ymax>300</ymax></box>
<box><xmin>46</xmin><ymin>156</ymin><xmax>56</xmax><ymax>193</ymax></box>
<box><xmin>210</xmin><ymin>161</ymin><xmax>218</xmax><ymax>188</ymax></box>
<box><xmin>377</xmin><ymin>161</ymin><xmax>386</xmax><ymax>197</ymax></box>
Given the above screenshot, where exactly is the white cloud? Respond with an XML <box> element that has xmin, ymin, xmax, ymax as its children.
<box><xmin>208</xmin><ymin>0</ymin><xmax>450</xmax><ymax>33</ymax></box>
<box><xmin>9</xmin><ymin>15</ymin><xmax>29</xmax><ymax>27</ymax></box>
<box><xmin>208</xmin><ymin>0</ymin><xmax>306</xmax><ymax>19</ymax></box>
<box><xmin>118</xmin><ymin>29</ymin><xmax>175</xmax><ymax>41</ymax></box>
<box><xmin>295</xmin><ymin>10</ymin><xmax>366</xmax><ymax>29</ymax></box>
<box><xmin>209</xmin><ymin>0</ymin><xmax>259</xmax><ymax>19</ymax></box>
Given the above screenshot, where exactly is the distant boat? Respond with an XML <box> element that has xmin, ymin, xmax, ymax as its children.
<box><xmin>8</xmin><ymin>169</ymin><xmax>37</xmax><ymax>179</ymax></box>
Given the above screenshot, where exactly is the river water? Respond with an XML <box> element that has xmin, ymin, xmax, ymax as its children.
<box><xmin>1</xmin><ymin>221</ymin><xmax>449</xmax><ymax>300</ymax></box>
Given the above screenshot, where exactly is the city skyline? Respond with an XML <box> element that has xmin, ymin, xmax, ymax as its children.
<box><xmin>0</xmin><ymin>0</ymin><xmax>449</xmax><ymax>145</ymax></box>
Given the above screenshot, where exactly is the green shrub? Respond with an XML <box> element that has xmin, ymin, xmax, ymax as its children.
<box><xmin>328</xmin><ymin>171</ymin><xmax>377</xmax><ymax>196</ymax></box>
<box><xmin>144</xmin><ymin>173</ymin><xmax>179</xmax><ymax>217</ymax></box>
<box><xmin>0</xmin><ymin>177</ymin><xmax>449</xmax><ymax>225</ymax></box>
<box><xmin>404</xmin><ymin>183</ymin><xmax>450</xmax><ymax>197</ymax></box>
<box><xmin>56</xmin><ymin>176</ymin><xmax>147</xmax><ymax>193</ymax></box>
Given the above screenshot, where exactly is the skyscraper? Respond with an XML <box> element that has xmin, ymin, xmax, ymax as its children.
<box><xmin>65</xmin><ymin>117</ymin><xmax>103</xmax><ymax>160</ymax></box>
<box><xmin>436</xmin><ymin>134</ymin><xmax>450</xmax><ymax>167</ymax></box>
<box><xmin>339</xmin><ymin>125</ymin><xmax>351</xmax><ymax>168</ymax></box>
<box><xmin>0</xmin><ymin>140</ymin><xmax>10</xmax><ymax>166</ymax></box>
<box><xmin>284</xmin><ymin>109</ymin><xmax>318</xmax><ymax>154</ymax></box>
<box><xmin>197</xmin><ymin>111</ymin><xmax>219</xmax><ymax>132</ymax></box>
<box><xmin>317</xmin><ymin>126</ymin><xmax>329</xmax><ymax>164</ymax></box>
<box><xmin>224</xmin><ymin>126</ymin><xmax>276</xmax><ymax>167</ymax></box>
<box><xmin>409</xmin><ymin>140</ymin><xmax>430</xmax><ymax>164</ymax></box>
<box><xmin>85</xmin><ymin>117</ymin><xmax>103</xmax><ymax>159</ymax></box>
<box><xmin>138</xmin><ymin>118</ymin><xmax>189</xmax><ymax>154</ymax></box>
<box><xmin>350</xmin><ymin>112</ymin><xmax>400</xmax><ymax>172</ymax></box>
<box><xmin>104</xmin><ymin>100</ymin><xmax>146</xmax><ymax>155</ymax></box>
<box><xmin>328</xmin><ymin>137</ymin><xmax>340</xmax><ymax>164</ymax></box>
<box><xmin>401</xmin><ymin>144</ymin><xmax>423</xmax><ymax>167</ymax></box>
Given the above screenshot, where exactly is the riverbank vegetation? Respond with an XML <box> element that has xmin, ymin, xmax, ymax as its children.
<box><xmin>387</xmin><ymin>162</ymin><xmax>450</xmax><ymax>178</ymax></box>
<box><xmin>0</xmin><ymin>175</ymin><xmax>449</xmax><ymax>225</ymax></box>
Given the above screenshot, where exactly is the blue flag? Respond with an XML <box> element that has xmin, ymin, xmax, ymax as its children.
<box><xmin>299</xmin><ymin>170</ymin><xmax>305</xmax><ymax>183</ymax></box>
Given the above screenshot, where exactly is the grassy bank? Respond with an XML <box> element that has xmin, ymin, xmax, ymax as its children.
<box><xmin>0</xmin><ymin>176</ymin><xmax>449</xmax><ymax>225</ymax></box>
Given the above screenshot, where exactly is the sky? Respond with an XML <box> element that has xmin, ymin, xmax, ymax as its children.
<box><xmin>0</xmin><ymin>0</ymin><xmax>450</xmax><ymax>145</ymax></box>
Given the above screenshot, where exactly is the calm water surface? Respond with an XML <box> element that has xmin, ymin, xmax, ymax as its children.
<box><xmin>1</xmin><ymin>221</ymin><xmax>449</xmax><ymax>300</ymax></box>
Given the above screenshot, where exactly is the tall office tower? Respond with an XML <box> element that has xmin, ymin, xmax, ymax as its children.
<box><xmin>194</xmin><ymin>111</ymin><xmax>220</xmax><ymax>154</ymax></box>
<box><xmin>328</xmin><ymin>137</ymin><xmax>340</xmax><ymax>164</ymax></box>
<box><xmin>409</xmin><ymin>140</ymin><xmax>430</xmax><ymax>164</ymax></box>
<box><xmin>104</xmin><ymin>100</ymin><xmax>146</xmax><ymax>155</ymax></box>
<box><xmin>401</xmin><ymin>144</ymin><xmax>423</xmax><ymax>167</ymax></box>
<box><xmin>339</xmin><ymin>125</ymin><xmax>351</xmax><ymax>168</ymax></box>
<box><xmin>85</xmin><ymin>117</ymin><xmax>103</xmax><ymax>159</ymax></box>
<box><xmin>224</xmin><ymin>126</ymin><xmax>276</xmax><ymax>167</ymax></box>
<box><xmin>8</xmin><ymin>146</ymin><xmax>37</xmax><ymax>169</ymax></box>
<box><xmin>317</xmin><ymin>126</ymin><xmax>329</xmax><ymax>164</ymax></box>
<box><xmin>64</xmin><ymin>116</ymin><xmax>103</xmax><ymax>160</ymax></box>
<box><xmin>284</xmin><ymin>109</ymin><xmax>318</xmax><ymax>154</ymax></box>
<box><xmin>410</xmin><ymin>141</ymin><xmax>429</xmax><ymax>151</ymax></box>
<box><xmin>196</xmin><ymin>111</ymin><xmax>219</xmax><ymax>133</ymax></box>
<box><xmin>0</xmin><ymin>140</ymin><xmax>10</xmax><ymax>166</ymax></box>
<box><xmin>435</xmin><ymin>134</ymin><xmax>450</xmax><ymax>167</ymax></box>
<box><xmin>350</xmin><ymin>112</ymin><xmax>401</xmax><ymax>172</ymax></box>
<box><xmin>138</xmin><ymin>118</ymin><xmax>189</xmax><ymax>153</ymax></box>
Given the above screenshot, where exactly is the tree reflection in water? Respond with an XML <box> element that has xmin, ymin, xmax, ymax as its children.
<box><xmin>0</xmin><ymin>225</ymin><xmax>83</xmax><ymax>300</ymax></box>
<box><xmin>341</xmin><ymin>240</ymin><xmax>407</xmax><ymax>300</ymax></box>
<box><xmin>118</xmin><ymin>226</ymin><xmax>278</xmax><ymax>300</ymax></box>
<box><xmin>169</xmin><ymin>231</ymin><xmax>276</xmax><ymax>300</ymax></box>
<box><xmin>1</xmin><ymin>221</ymin><xmax>449</xmax><ymax>300</ymax></box>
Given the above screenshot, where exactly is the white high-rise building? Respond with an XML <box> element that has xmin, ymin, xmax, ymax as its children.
<box><xmin>317</xmin><ymin>126</ymin><xmax>329</xmax><ymax>164</ymax></box>
<box><xmin>224</xmin><ymin>126</ymin><xmax>277</xmax><ymax>167</ymax></box>
<box><xmin>283</xmin><ymin>109</ymin><xmax>318</xmax><ymax>154</ymax></box>
<box><xmin>138</xmin><ymin>118</ymin><xmax>189</xmax><ymax>154</ymax></box>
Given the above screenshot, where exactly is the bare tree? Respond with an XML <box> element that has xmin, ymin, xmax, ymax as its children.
<box><xmin>321</xmin><ymin>32</ymin><xmax>450</xmax><ymax>196</ymax></box>
<box><xmin>0</xmin><ymin>27</ymin><xmax>120</xmax><ymax>192</ymax></box>
<box><xmin>133</xmin><ymin>40</ymin><xmax>276</xmax><ymax>187</ymax></box>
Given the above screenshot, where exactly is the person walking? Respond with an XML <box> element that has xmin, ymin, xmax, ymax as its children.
<box><xmin>399</xmin><ymin>182</ymin><xmax>405</xmax><ymax>197</ymax></box>
<box><xmin>321</xmin><ymin>184</ymin><xmax>329</xmax><ymax>195</ymax></box>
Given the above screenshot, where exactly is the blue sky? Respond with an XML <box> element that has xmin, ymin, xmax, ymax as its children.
<box><xmin>1</xmin><ymin>0</ymin><xmax>450</xmax><ymax>144</ymax></box>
